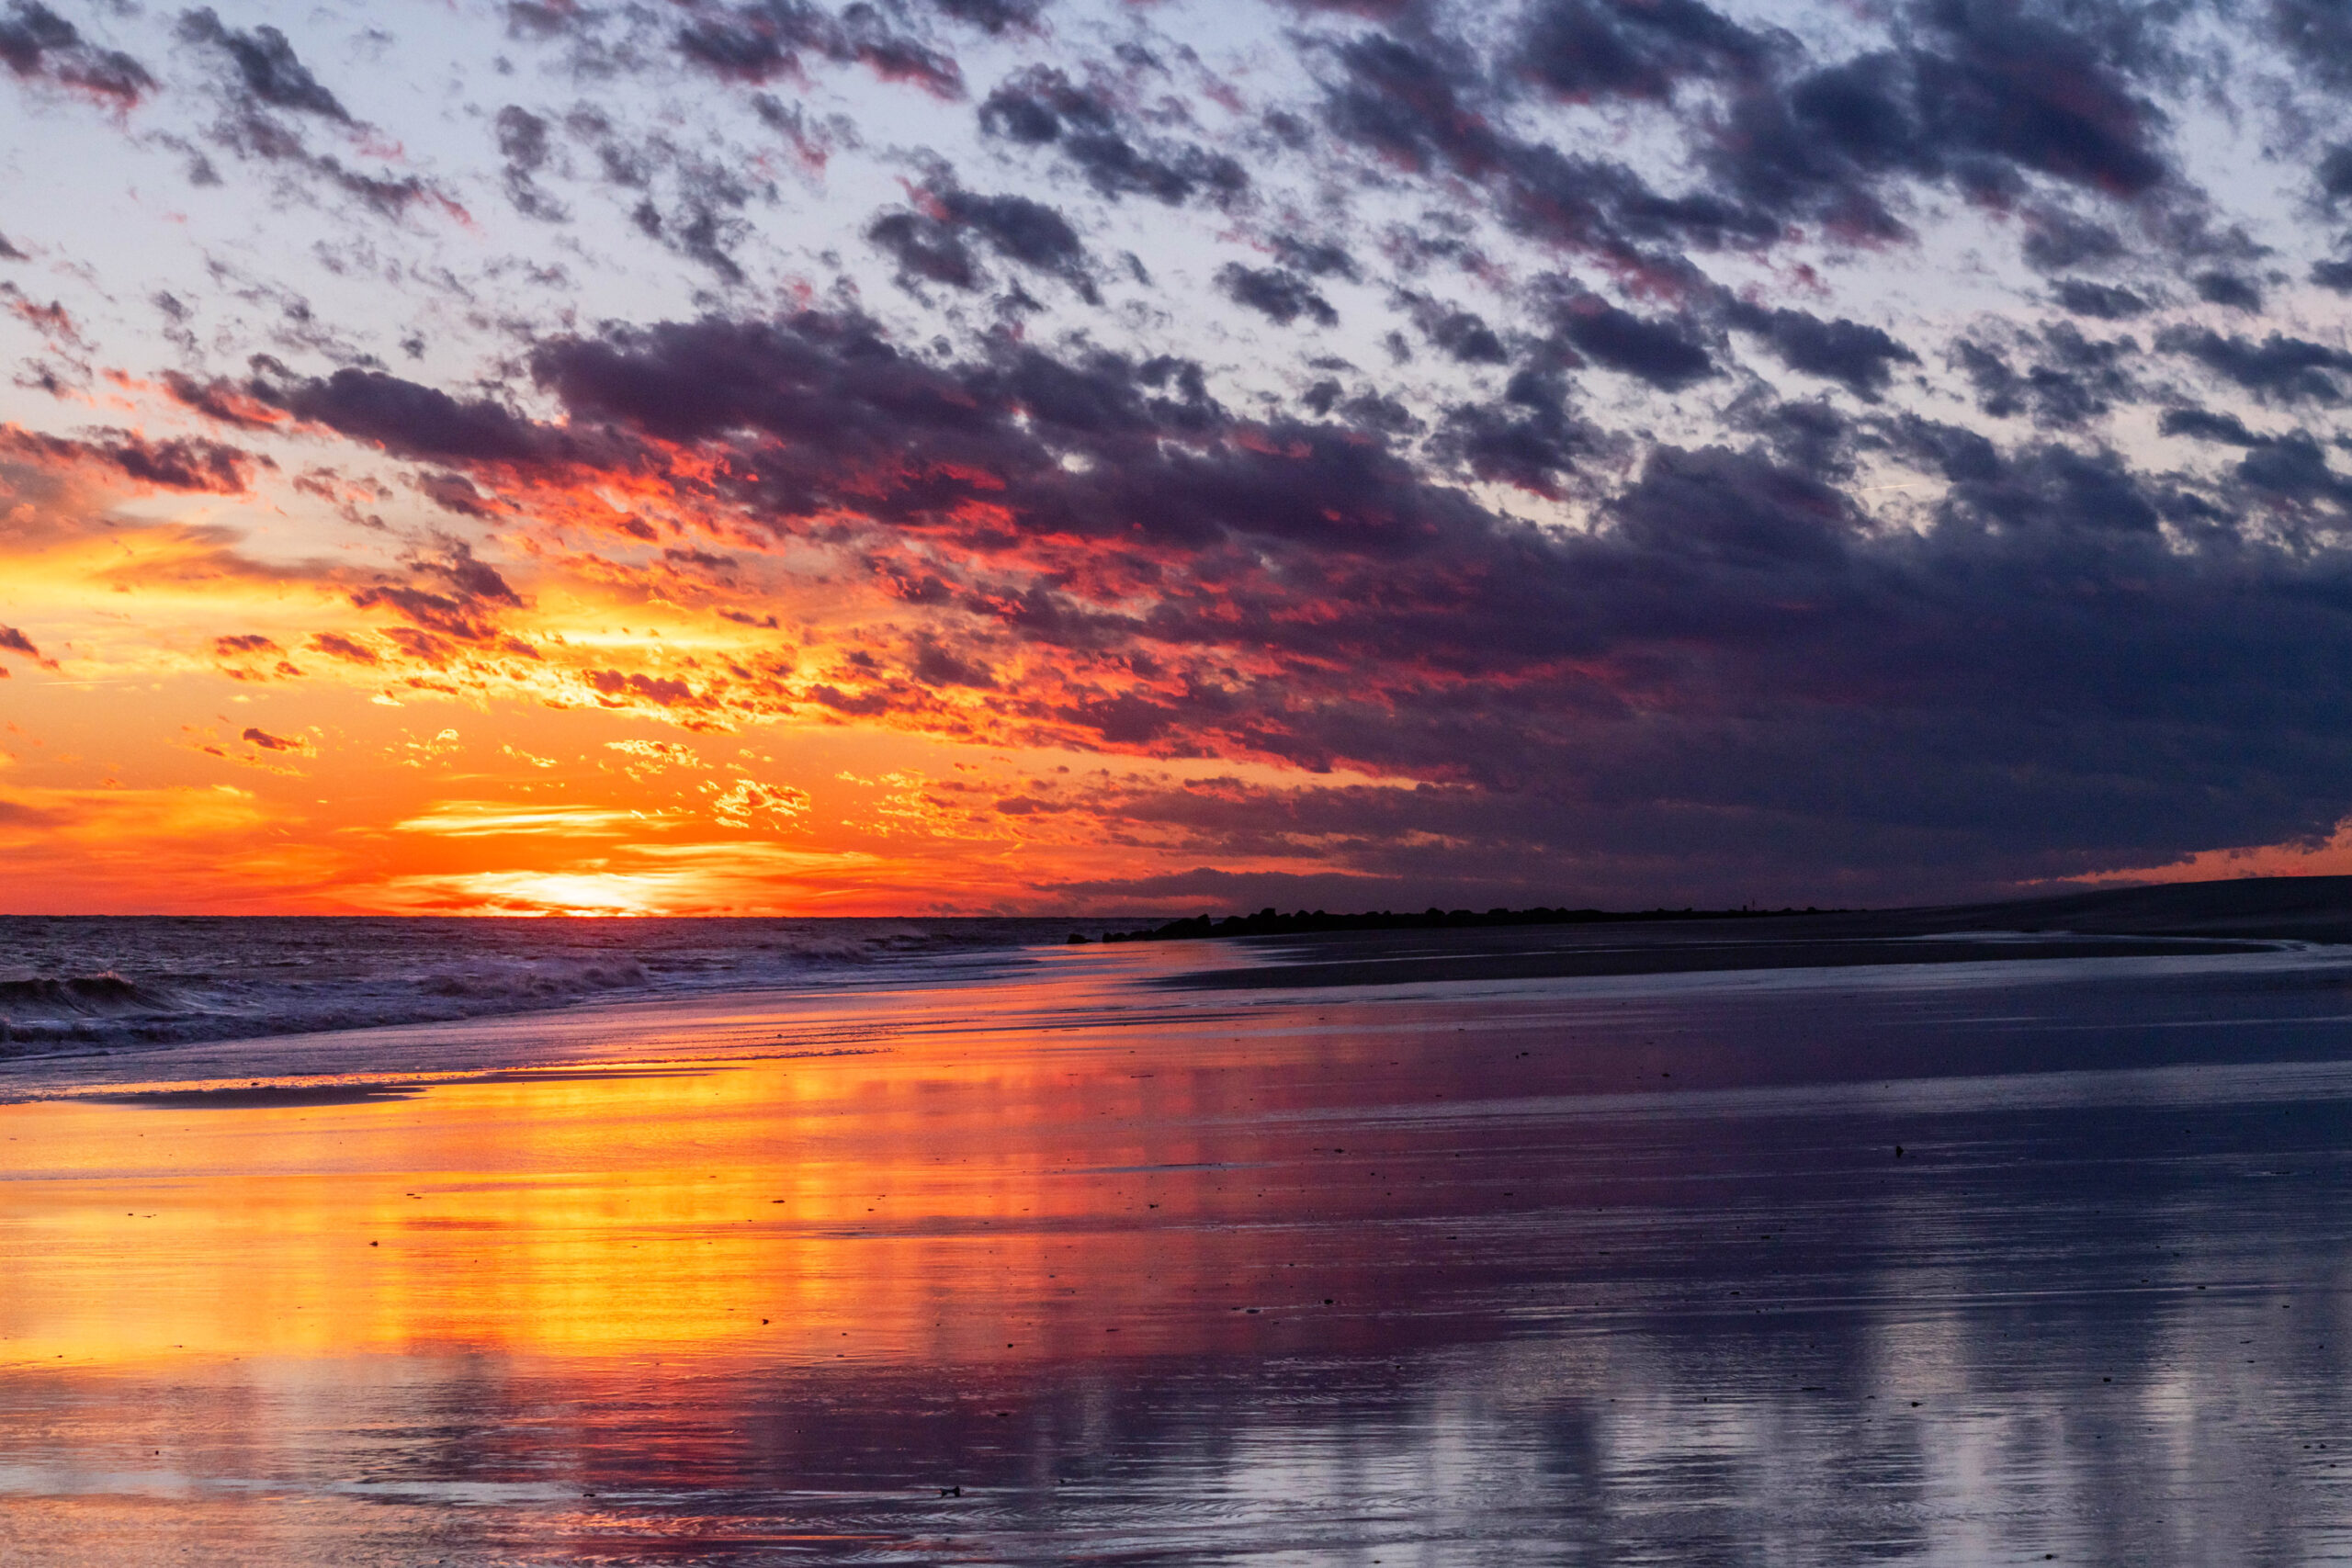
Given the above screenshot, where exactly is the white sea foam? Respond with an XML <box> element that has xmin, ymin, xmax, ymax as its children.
<box><xmin>0</xmin><ymin>916</ymin><xmax>1091</xmax><ymax>1059</ymax></box>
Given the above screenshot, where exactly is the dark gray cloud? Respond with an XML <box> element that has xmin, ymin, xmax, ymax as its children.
<box><xmin>867</xmin><ymin>209</ymin><xmax>975</xmax><ymax>288</ymax></box>
<box><xmin>1</xmin><ymin>423</ymin><xmax>266</xmax><ymax>491</ymax></box>
<box><xmin>494</xmin><ymin>106</ymin><xmax>568</xmax><ymax>222</ymax></box>
<box><xmin>2052</xmin><ymin>279</ymin><xmax>2149</xmax><ymax>319</ymax></box>
<box><xmin>1557</xmin><ymin>298</ymin><xmax>1713</xmax><ymax>389</ymax></box>
<box><xmin>0</xmin><ymin>1</ymin><xmax>151</xmax><ymax>105</ymax></box>
<box><xmin>2272</xmin><ymin>0</ymin><xmax>2352</xmax><ymax>89</ymax></box>
<box><xmin>1688</xmin><ymin>0</ymin><xmax>2178</xmax><ymax>261</ymax></box>
<box><xmin>1730</xmin><ymin>305</ymin><xmax>1917</xmax><ymax>399</ymax></box>
<box><xmin>980</xmin><ymin>66</ymin><xmax>1246</xmax><ymax>205</ymax></box>
<box><xmin>673</xmin><ymin>0</ymin><xmax>962</xmax><ymax>97</ymax></box>
<box><xmin>1437</xmin><ymin>369</ymin><xmax>1597</xmax><ymax>494</ymax></box>
<box><xmin>2019</xmin><ymin>210</ymin><xmax>2128</xmax><ymax>273</ymax></box>
<box><xmin>2159</xmin><ymin>406</ymin><xmax>2264</xmax><ymax>446</ymax></box>
<box><xmin>1271</xmin><ymin>235</ymin><xmax>1360</xmax><ymax>281</ymax></box>
<box><xmin>1907</xmin><ymin>0</ymin><xmax>2169</xmax><ymax>197</ymax></box>
<box><xmin>2233</xmin><ymin>431</ymin><xmax>2352</xmax><ymax>510</ymax></box>
<box><xmin>178</xmin><ymin>9</ymin><xmax>349</xmax><ymax>121</ymax></box>
<box><xmin>1520</xmin><ymin>0</ymin><xmax>1778</xmax><ymax>102</ymax></box>
<box><xmin>1218</xmin><ymin>265</ymin><xmax>1337</xmax><ymax>327</ymax></box>
<box><xmin>163</xmin><ymin>22</ymin><xmax>461</xmax><ymax>221</ymax></box>
<box><xmin>924</xmin><ymin>0</ymin><xmax>1043</xmax><ymax>33</ymax></box>
<box><xmin>252</xmin><ymin>364</ymin><xmax>549</xmax><ymax>464</ymax></box>
<box><xmin>1611</xmin><ymin>444</ymin><xmax>1852</xmax><ymax>568</ymax></box>
<box><xmin>1321</xmin><ymin>31</ymin><xmax>1778</xmax><ymax>269</ymax></box>
<box><xmin>943</xmin><ymin>190</ymin><xmax>1083</xmax><ymax>274</ymax></box>
<box><xmin>496</xmin><ymin>106</ymin><xmax>550</xmax><ymax>173</ymax></box>
<box><xmin>1954</xmin><ymin>325</ymin><xmax>2139</xmax><ymax>428</ymax></box>
<box><xmin>2318</xmin><ymin>142</ymin><xmax>2352</xmax><ymax>205</ymax></box>
<box><xmin>951</xmin><ymin>193</ymin><xmax>1093</xmax><ymax>303</ymax></box>
<box><xmin>2163</xmin><ymin>329</ymin><xmax>2352</xmax><ymax>404</ymax></box>
<box><xmin>1427</xmin><ymin>310</ymin><xmax>1507</xmax><ymax>363</ymax></box>
<box><xmin>2194</xmin><ymin>270</ymin><xmax>2265</xmax><ymax>311</ymax></box>
<box><xmin>867</xmin><ymin>186</ymin><xmax>1091</xmax><ymax>296</ymax></box>
<box><xmin>1322</xmin><ymin>33</ymin><xmax>1499</xmax><ymax>177</ymax></box>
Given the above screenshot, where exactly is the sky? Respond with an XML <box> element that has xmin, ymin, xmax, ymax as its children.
<box><xmin>5</xmin><ymin>0</ymin><xmax>2352</xmax><ymax>915</ymax></box>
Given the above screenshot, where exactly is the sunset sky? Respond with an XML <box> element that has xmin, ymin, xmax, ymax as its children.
<box><xmin>6</xmin><ymin>0</ymin><xmax>2352</xmax><ymax>914</ymax></box>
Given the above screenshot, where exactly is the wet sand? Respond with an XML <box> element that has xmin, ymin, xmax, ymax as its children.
<box><xmin>8</xmin><ymin>937</ymin><xmax>2352</xmax><ymax>1562</ymax></box>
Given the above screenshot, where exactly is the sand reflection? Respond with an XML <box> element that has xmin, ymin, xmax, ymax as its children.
<box><xmin>0</xmin><ymin>976</ymin><xmax>1461</xmax><ymax>1368</ymax></box>
<box><xmin>6</xmin><ymin>949</ymin><xmax>2352</xmax><ymax>1562</ymax></box>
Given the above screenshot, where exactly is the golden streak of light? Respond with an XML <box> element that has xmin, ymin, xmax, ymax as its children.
<box><xmin>389</xmin><ymin>803</ymin><xmax>686</xmax><ymax>838</ymax></box>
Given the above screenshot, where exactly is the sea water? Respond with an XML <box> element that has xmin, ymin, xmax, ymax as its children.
<box><xmin>0</xmin><ymin>915</ymin><xmax>1080</xmax><ymax>1061</ymax></box>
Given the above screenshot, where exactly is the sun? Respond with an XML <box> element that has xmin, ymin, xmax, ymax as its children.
<box><xmin>408</xmin><ymin>872</ymin><xmax>674</xmax><ymax>918</ymax></box>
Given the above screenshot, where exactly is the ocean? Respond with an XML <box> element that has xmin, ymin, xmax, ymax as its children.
<box><xmin>0</xmin><ymin>915</ymin><xmax>1086</xmax><ymax>1064</ymax></box>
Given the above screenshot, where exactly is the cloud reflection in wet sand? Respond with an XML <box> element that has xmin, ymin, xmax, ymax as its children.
<box><xmin>6</xmin><ymin>951</ymin><xmax>2352</xmax><ymax>1562</ymax></box>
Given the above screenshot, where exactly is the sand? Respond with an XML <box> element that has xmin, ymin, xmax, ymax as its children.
<box><xmin>6</xmin><ymin>931</ymin><xmax>2352</xmax><ymax>1562</ymax></box>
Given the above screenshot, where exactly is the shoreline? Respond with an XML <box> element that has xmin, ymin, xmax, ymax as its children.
<box><xmin>13</xmin><ymin>875</ymin><xmax>2352</xmax><ymax>1073</ymax></box>
<box><xmin>0</xmin><ymin>945</ymin><xmax>2345</xmax><ymax>1127</ymax></box>
<box><xmin>8</xmin><ymin>926</ymin><xmax>2352</xmax><ymax>1100</ymax></box>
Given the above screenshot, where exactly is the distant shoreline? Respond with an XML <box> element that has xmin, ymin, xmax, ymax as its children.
<box><xmin>1085</xmin><ymin>874</ymin><xmax>2352</xmax><ymax>950</ymax></box>
<box><xmin>1090</xmin><ymin>904</ymin><xmax>1843</xmax><ymax>943</ymax></box>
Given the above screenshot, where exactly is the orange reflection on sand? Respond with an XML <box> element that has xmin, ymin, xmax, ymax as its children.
<box><xmin>0</xmin><ymin>998</ymin><xmax>1406</xmax><ymax>1372</ymax></box>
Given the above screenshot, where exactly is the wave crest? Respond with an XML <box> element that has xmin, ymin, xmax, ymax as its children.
<box><xmin>0</xmin><ymin>916</ymin><xmax>1080</xmax><ymax>1062</ymax></box>
<box><xmin>0</xmin><ymin>972</ymin><xmax>183</xmax><ymax>1017</ymax></box>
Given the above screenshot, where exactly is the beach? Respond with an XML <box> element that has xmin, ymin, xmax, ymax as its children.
<box><xmin>7</xmin><ymin>923</ymin><xmax>2352</xmax><ymax>1562</ymax></box>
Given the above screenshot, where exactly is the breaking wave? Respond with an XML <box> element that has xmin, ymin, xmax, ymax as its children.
<box><xmin>0</xmin><ymin>972</ymin><xmax>184</xmax><ymax>1021</ymax></box>
<box><xmin>0</xmin><ymin>917</ymin><xmax>1087</xmax><ymax>1059</ymax></box>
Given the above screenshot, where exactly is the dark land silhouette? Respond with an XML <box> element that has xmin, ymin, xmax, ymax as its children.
<box><xmin>1106</xmin><ymin>875</ymin><xmax>2352</xmax><ymax>990</ymax></box>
